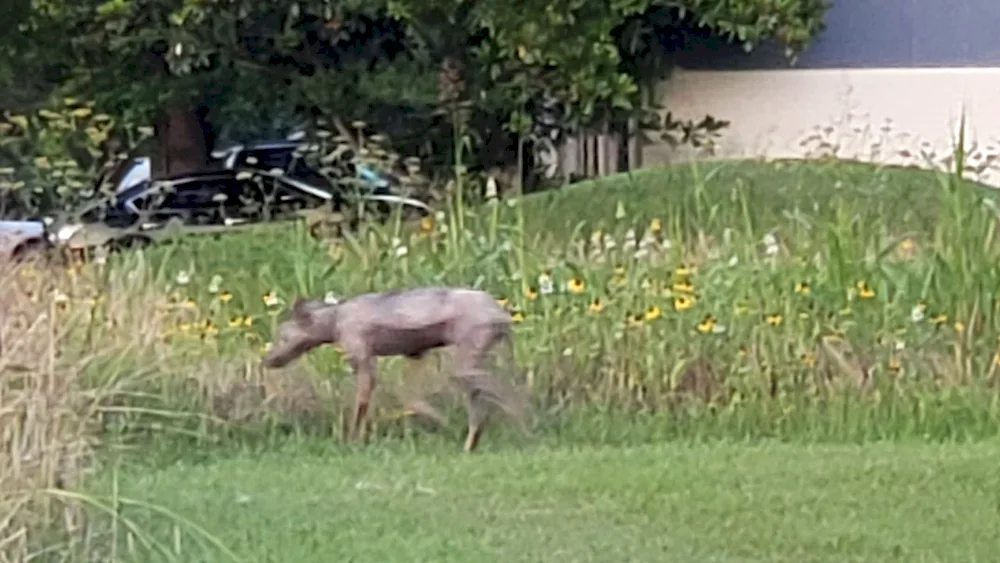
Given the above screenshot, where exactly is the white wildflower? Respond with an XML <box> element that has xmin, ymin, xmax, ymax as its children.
<box><xmin>762</xmin><ymin>232</ymin><xmax>779</xmax><ymax>256</ymax></box>
<box><xmin>323</xmin><ymin>291</ymin><xmax>340</xmax><ymax>305</ymax></box>
<box><xmin>175</xmin><ymin>270</ymin><xmax>191</xmax><ymax>285</ymax></box>
<box><xmin>394</xmin><ymin>245</ymin><xmax>409</xmax><ymax>257</ymax></box>
<box><xmin>538</xmin><ymin>273</ymin><xmax>554</xmax><ymax>295</ymax></box>
<box><xmin>723</xmin><ymin>228</ymin><xmax>734</xmax><ymax>246</ymax></box>
<box><xmin>910</xmin><ymin>304</ymin><xmax>926</xmax><ymax>323</ymax></box>
<box><xmin>208</xmin><ymin>275</ymin><xmax>223</xmax><ymax>294</ymax></box>
<box><xmin>590</xmin><ymin>230</ymin><xmax>603</xmax><ymax>248</ymax></box>
<box><xmin>727</xmin><ymin>255</ymin><xmax>739</xmax><ymax>267</ymax></box>
<box><xmin>623</xmin><ymin>229</ymin><xmax>637</xmax><ymax>251</ymax></box>
<box><xmin>263</xmin><ymin>291</ymin><xmax>280</xmax><ymax>307</ymax></box>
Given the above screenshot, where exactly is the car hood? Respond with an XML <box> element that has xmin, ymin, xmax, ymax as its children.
<box><xmin>0</xmin><ymin>219</ymin><xmax>47</xmax><ymax>255</ymax></box>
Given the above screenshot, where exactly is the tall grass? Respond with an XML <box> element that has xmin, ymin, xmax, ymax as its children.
<box><xmin>0</xmin><ymin>257</ymin><xmax>239</xmax><ymax>561</ymax></box>
<box><xmin>71</xmin><ymin>138</ymin><xmax>1000</xmax><ymax>447</ymax></box>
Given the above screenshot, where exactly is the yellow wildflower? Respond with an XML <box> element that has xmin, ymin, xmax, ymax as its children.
<box><xmin>524</xmin><ymin>286</ymin><xmax>538</xmax><ymax>300</ymax></box>
<box><xmin>567</xmin><ymin>278</ymin><xmax>585</xmax><ymax>294</ymax></box>
<box><xmin>898</xmin><ymin>237</ymin><xmax>916</xmax><ymax>258</ymax></box>
<box><xmin>794</xmin><ymin>281</ymin><xmax>810</xmax><ymax>295</ymax></box>
<box><xmin>218</xmin><ymin>290</ymin><xmax>233</xmax><ymax>304</ymax></box>
<box><xmin>696</xmin><ymin>315</ymin><xmax>716</xmax><ymax>334</ymax></box>
<box><xmin>511</xmin><ymin>310</ymin><xmax>525</xmax><ymax>323</ymax></box>
<box><xmin>673</xmin><ymin>295</ymin><xmax>694</xmax><ymax>311</ymax></box>
<box><xmin>420</xmin><ymin>216</ymin><xmax>434</xmax><ymax>233</ymax></box>
<box><xmin>645</xmin><ymin>305</ymin><xmax>662</xmax><ymax>321</ymax></box>
<box><xmin>765</xmin><ymin>313</ymin><xmax>783</xmax><ymax>327</ymax></box>
<box><xmin>588</xmin><ymin>298</ymin><xmax>604</xmax><ymax>313</ymax></box>
<box><xmin>800</xmin><ymin>351</ymin><xmax>817</xmax><ymax>367</ymax></box>
<box><xmin>733</xmin><ymin>301</ymin><xmax>749</xmax><ymax>316</ymax></box>
<box><xmin>674</xmin><ymin>264</ymin><xmax>696</xmax><ymax>277</ymax></box>
<box><xmin>671</xmin><ymin>280</ymin><xmax>695</xmax><ymax>294</ymax></box>
<box><xmin>201</xmin><ymin>321</ymin><xmax>219</xmax><ymax>339</ymax></box>
<box><xmin>496</xmin><ymin>297</ymin><xmax>509</xmax><ymax>307</ymax></box>
<box><xmin>649</xmin><ymin>217</ymin><xmax>662</xmax><ymax>233</ymax></box>
<box><xmin>856</xmin><ymin>281</ymin><xmax>875</xmax><ymax>299</ymax></box>
<box><xmin>954</xmin><ymin>322</ymin><xmax>965</xmax><ymax>335</ymax></box>
<box><xmin>930</xmin><ymin>313</ymin><xmax>948</xmax><ymax>326</ymax></box>
<box><xmin>626</xmin><ymin>312</ymin><xmax>645</xmax><ymax>328</ymax></box>
<box><xmin>887</xmin><ymin>356</ymin><xmax>901</xmax><ymax>373</ymax></box>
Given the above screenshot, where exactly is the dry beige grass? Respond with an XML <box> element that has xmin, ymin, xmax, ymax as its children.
<box><xmin>0</xmin><ymin>254</ymin><xmax>248</xmax><ymax>560</ymax></box>
<box><xmin>0</xmin><ymin>256</ymin><xmax>105</xmax><ymax>561</ymax></box>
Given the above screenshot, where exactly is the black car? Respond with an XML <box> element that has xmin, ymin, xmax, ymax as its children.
<box><xmin>50</xmin><ymin>167</ymin><xmax>431</xmax><ymax>253</ymax></box>
<box><xmin>210</xmin><ymin>137</ymin><xmax>407</xmax><ymax>196</ymax></box>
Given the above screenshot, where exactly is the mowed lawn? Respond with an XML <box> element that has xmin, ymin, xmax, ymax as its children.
<box><xmin>109</xmin><ymin>441</ymin><xmax>1000</xmax><ymax>563</ymax></box>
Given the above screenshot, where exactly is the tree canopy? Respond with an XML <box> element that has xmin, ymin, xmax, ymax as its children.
<box><xmin>1</xmin><ymin>0</ymin><xmax>830</xmax><ymax>181</ymax></box>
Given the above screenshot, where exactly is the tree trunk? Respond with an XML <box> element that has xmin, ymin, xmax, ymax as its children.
<box><xmin>155</xmin><ymin>104</ymin><xmax>210</xmax><ymax>177</ymax></box>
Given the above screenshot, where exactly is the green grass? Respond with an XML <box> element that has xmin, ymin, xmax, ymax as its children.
<box><xmin>11</xmin><ymin>155</ymin><xmax>1000</xmax><ymax>561</ymax></box>
<box><xmin>103</xmin><ymin>440</ymin><xmax>1000</xmax><ymax>562</ymax></box>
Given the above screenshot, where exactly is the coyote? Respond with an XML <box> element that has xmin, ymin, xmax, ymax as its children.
<box><xmin>261</xmin><ymin>286</ymin><xmax>524</xmax><ymax>452</ymax></box>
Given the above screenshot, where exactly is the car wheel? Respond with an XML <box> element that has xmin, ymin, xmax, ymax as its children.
<box><xmin>400</xmin><ymin>203</ymin><xmax>431</xmax><ymax>222</ymax></box>
<box><xmin>10</xmin><ymin>239</ymin><xmax>55</xmax><ymax>265</ymax></box>
<box><xmin>106</xmin><ymin>235</ymin><xmax>153</xmax><ymax>253</ymax></box>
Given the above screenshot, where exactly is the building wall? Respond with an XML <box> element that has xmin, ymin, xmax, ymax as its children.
<box><xmin>641</xmin><ymin>0</ymin><xmax>1000</xmax><ymax>186</ymax></box>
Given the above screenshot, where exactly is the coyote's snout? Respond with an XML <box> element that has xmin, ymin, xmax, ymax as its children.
<box><xmin>262</xmin><ymin>285</ymin><xmax>523</xmax><ymax>452</ymax></box>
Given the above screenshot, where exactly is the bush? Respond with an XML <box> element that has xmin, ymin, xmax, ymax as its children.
<box><xmin>0</xmin><ymin>98</ymin><xmax>151</xmax><ymax>218</ymax></box>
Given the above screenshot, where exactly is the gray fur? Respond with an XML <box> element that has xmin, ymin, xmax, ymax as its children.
<box><xmin>261</xmin><ymin>285</ymin><xmax>520</xmax><ymax>452</ymax></box>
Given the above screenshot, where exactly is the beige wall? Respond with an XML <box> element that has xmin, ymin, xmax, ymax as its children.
<box><xmin>642</xmin><ymin>67</ymin><xmax>1000</xmax><ymax>187</ymax></box>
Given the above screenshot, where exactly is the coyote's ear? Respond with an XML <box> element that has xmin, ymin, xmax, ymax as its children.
<box><xmin>292</xmin><ymin>297</ymin><xmax>314</xmax><ymax>326</ymax></box>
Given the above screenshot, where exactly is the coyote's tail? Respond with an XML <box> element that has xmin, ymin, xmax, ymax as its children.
<box><xmin>480</xmin><ymin>325</ymin><xmax>532</xmax><ymax>436</ymax></box>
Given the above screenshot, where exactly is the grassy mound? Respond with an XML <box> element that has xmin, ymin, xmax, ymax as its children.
<box><xmin>6</xmin><ymin>156</ymin><xmax>1000</xmax><ymax>559</ymax></box>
